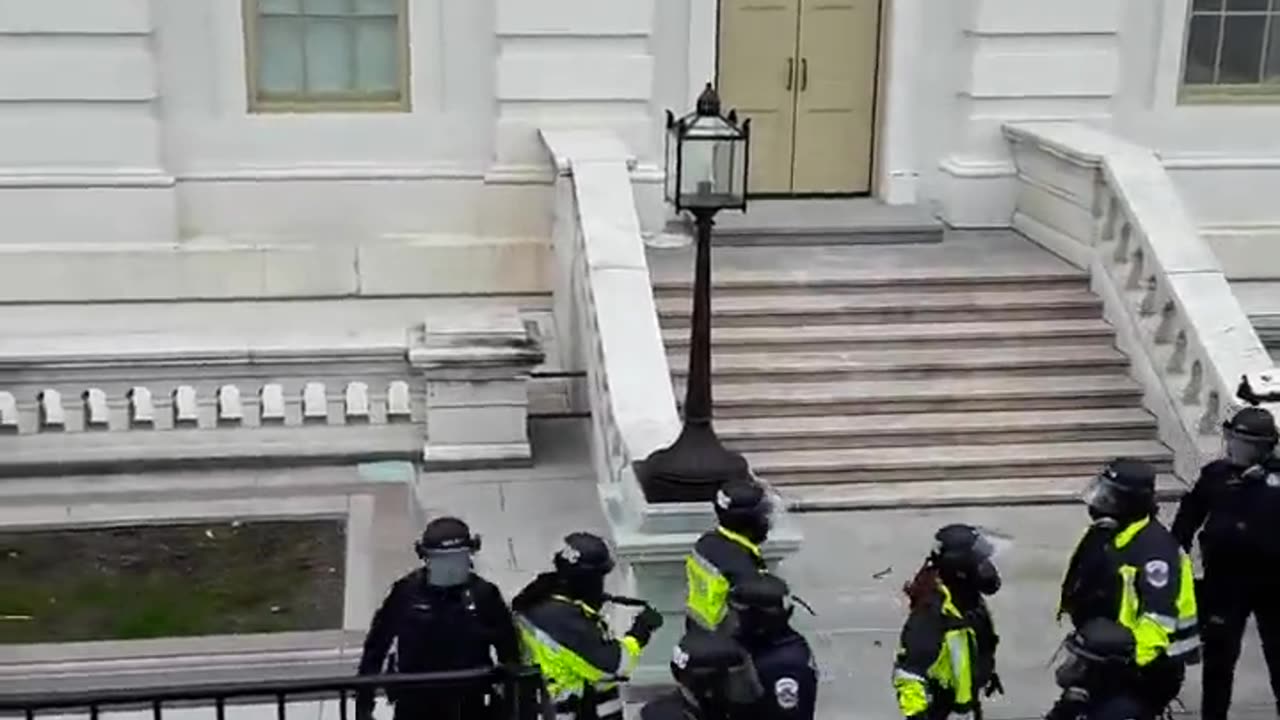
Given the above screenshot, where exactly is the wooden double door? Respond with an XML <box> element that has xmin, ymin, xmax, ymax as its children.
<box><xmin>717</xmin><ymin>0</ymin><xmax>881</xmax><ymax>195</ymax></box>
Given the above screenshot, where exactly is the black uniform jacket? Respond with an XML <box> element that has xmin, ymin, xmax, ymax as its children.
<box><xmin>1171</xmin><ymin>458</ymin><xmax>1280</xmax><ymax>573</ymax></box>
<box><xmin>357</xmin><ymin>568</ymin><xmax>520</xmax><ymax>678</ymax></box>
<box><xmin>743</xmin><ymin>627</ymin><xmax>819</xmax><ymax>720</ymax></box>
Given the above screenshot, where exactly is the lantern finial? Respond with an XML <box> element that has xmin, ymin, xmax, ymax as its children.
<box><xmin>695</xmin><ymin>83</ymin><xmax>720</xmax><ymax>116</ymax></box>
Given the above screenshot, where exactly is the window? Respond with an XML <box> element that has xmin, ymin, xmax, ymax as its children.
<box><xmin>243</xmin><ymin>0</ymin><xmax>409</xmax><ymax>112</ymax></box>
<box><xmin>1182</xmin><ymin>0</ymin><xmax>1280</xmax><ymax>102</ymax></box>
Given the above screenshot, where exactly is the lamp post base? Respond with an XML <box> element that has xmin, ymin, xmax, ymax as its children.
<box><xmin>636</xmin><ymin>422</ymin><xmax>752</xmax><ymax>503</ymax></box>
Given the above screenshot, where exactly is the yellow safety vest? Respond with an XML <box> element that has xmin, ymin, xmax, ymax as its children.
<box><xmin>1112</xmin><ymin>519</ymin><xmax>1200</xmax><ymax>666</ymax></box>
<box><xmin>893</xmin><ymin>584</ymin><xmax>976</xmax><ymax>718</ymax></box>
<box><xmin>517</xmin><ymin>595</ymin><xmax>641</xmax><ymax>714</ymax></box>
<box><xmin>1058</xmin><ymin>518</ymin><xmax>1200</xmax><ymax>667</ymax></box>
<box><xmin>685</xmin><ymin>526</ymin><xmax>763</xmax><ymax>631</ymax></box>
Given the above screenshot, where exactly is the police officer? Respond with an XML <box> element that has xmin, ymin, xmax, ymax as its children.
<box><xmin>1058</xmin><ymin>458</ymin><xmax>1199</xmax><ymax>719</ymax></box>
<box><xmin>355</xmin><ymin>516</ymin><xmax>519</xmax><ymax>720</ymax></box>
<box><xmin>1046</xmin><ymin>618</ymin><xmax>1146</xmax><ymax>720</ymax></box>
<box><xmin>686</xmin><ymin>478</ymin><xmax>771</xmax><ymax>634</ymax></box>
<box><xmin>893</xmin><ymin>524</ymin><xmax>1004</xmax><ymax>720</ymax></box>
<box><xmin>640</xmin><ymin>631</ymin><xmax>766</xmax><ymax>720</ymax></box>
<box><xmin>1171</xmin><ymin>406</ymin><xmax>1280</xmax><ymax>720</ymax></box>
<box><xmin>729</xmin><ymin>573</ymin><xmax>818</xmax><ymax>719</ymax></box>
<box><xmin>512</xmin><ymin>532</ymin><xmax>665</xmax><ymax>720</ymax></box>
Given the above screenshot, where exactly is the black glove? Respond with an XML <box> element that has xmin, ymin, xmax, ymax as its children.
<box><xmin>984</xmin><ymin>671</ymin><xmax>1005</xmax><ymax>698</ymax></box>
<box><xmin>626</xmin><ymin>606</ymin><xmax>664</xmax><ymax>646</ymax></box>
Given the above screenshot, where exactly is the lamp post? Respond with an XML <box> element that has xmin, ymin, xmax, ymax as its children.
<box><xmin>637</xmin><ymin>83</ymin><xmax>753</xmax><ymax>503</ymax></box>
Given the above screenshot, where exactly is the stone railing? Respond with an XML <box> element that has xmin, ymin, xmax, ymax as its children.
<box><xmin>0</xmin><ymin>314</ymin><xmax>542</xmax><ymax>476</ymax></box>
<box><xmin>539</xmin><ymin>128</ymin><xmax>802</xmax><ymax>687</ymax></box>
<box><xmin>1004</xmin><ymin>122</ymin><xmax>1279</xmax><ymax>479</ymax></box>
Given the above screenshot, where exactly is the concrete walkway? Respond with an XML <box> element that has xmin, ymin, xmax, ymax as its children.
<box><xmin>7</xmin><ymin>419</ymin><xmax>1275</xmax><ymax>720</ymax></box>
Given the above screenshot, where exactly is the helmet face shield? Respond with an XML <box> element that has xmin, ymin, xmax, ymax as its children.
<box><xmin>1081</xmin><ymin>475</ymin><xmax>1126</xmax><ymax>517</ymax></box>
<box><xmin>424</xmin><ymin>547</ymin><xmax>473</xmax><ymax>587</ymax></box>
<box><xmin>1223</xmin><ymin>426</ymin><xmax>1274</xmax><ymax>467</ymax></box>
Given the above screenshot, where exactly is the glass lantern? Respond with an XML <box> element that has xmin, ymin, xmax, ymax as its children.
<box><xmin>664</xmin><ymin>84</ymin><xmax>750</xmax><ymax>213</ymax></box>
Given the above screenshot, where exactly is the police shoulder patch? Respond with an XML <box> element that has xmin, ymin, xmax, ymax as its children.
<box><xmin>1144</xmin><ymin>559</ymin><xmax>1170</xmax><ymax>588</ymax></box>
<box><xmin>774</xmin><ymin>677</ymin><xmax>800</xmax><ymax>710</ymax></box>
<box><xmin>1267</xmin><ymin>472</ymin><xmax>1280</xmax><ymax>488</ymax></box>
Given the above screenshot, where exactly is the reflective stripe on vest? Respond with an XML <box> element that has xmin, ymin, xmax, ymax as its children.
<box><xmin>684</xmin><ymin>527</ymin><xmax>762</xmax><ymax>630</ymax></box>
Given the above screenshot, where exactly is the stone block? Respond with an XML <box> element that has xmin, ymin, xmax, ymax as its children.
<box><xmin>408</xmin><ymin>308</ymin><xmax>544</xmax><ymax>468</ymax></box>
<box><xmin>37</xmin><ymin>388</ymin><xmax>64</xmax><ymax>430</ymax></box>
<box><xmin>127</xmin><ymin>386</ymin><xmax>155</xmax><ymax>427</ymax></box>
<box><xmin>260</xmin><ymin>383</ymin><xmax>287</xmax><ymax>424</ymax></box>
<box><xmin>0</xmin><ymin>391</ymin><xmax>17</xmax><ymax>433</ymax></box>
<box><xmin>217</xmin><ymin>385</ymin><xmax>244</xmax><ymax>425</ymax></box>
<box><xmin>82</xmin><ymin>388</ymin><xmax>110</xmax><ymax>429</ymax></box>
<box><xmin>302</xmin><ymin>382</ymin><xmax>329</xmax><ymax>424</ymax></box>
<box><xmin>172</xmin><ymin>385</ymin><xmax>199</xmax><ymax>427</ymax></box>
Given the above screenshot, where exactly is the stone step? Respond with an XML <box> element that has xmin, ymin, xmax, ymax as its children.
<box><xmin>651</xmin><ymin>271</ymin><xmax>1088</xmax><ymax>298</ymax></box>
<box><xmin>747</xmin><ymin>439</ymin><xmax>1172</xmax><ymax>485</ymax></box>
<box><xmin>668</xmin><ymin>345</ymin><xmax>1128</xmax><ymax>383</ymax></box>
<box><xmin>661</xmin><ymin>318</ymin><xmax>1116</xmax><ymax>352</ymax></box>
<box><xmin>676</xmin><ymin>375</ymin><xmax>1145</xmax><ymax>417</ymax></box>
<box><xmin>715</xmin><ymin>408</ymin><xmax>1157</xmax><ymax>451</ymax></box>
<box><xmin>779</xmin><ymin>473</ymin><xmax>1188</xmax><ymax>511</ymax></box>
<box><xmin>656</xmin><ymin>288</ymin><xmax>1102</xmax><ymax>327</ymax></box>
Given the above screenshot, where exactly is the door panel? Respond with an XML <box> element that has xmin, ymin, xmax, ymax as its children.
<box><xmin>717</xmin><ymin>0</ymin><xmax>802</xmax><ymax>194</ymax></box>
<box><xmin>790</xmin><ymin>0</ymin><xmax>880</xmax><ymax>194</ymax></box>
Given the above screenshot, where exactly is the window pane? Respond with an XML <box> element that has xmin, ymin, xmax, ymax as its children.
<box><xmin>1220</xmin><ymin>14</ymin><xmax>1266</xmax><ymax>82</ymax></box>
<box><xmin>1185</xmin><ymin>14</ymin><xmax>1222</xmax><ymax>83</ymax></box>
<box><xmin>353</xmin><ymin>17</ymin><xmax>399</xmax><ymax>92</ymax></box>
<box><xmin>353</xmin><ymin>0</ymin><xmax>397</xmax><ymax>15</ymax></box>
<box><xmin>1266</xmin><ymin>14</ymin><xmax>1280</xmax><ymax>80</ymax></box>
<box><xmin>259</xmin><ymin>0</ymin><xmax>302</xmax><ymax>15</ymax></box>
<box><xmin>303</xmin><ymin>0</ymin><xmax>349</xmax><ymax>15</ymax></box>
<box><xmin>1194</xmin><ymin>0</ymin><xmax>1223</xmax><ymax>9</ymax></box>
<box><xmin>304</xmin><ymin>19</ymin><xmax>354</xmax><ymax>92</ymax></box>
<box><xmin>258</xmin><ymin>16</ymin><xmax>305</xmax><ymax>93</ymax></box>
<box><xmin>1227</xmin><ymin>0</ymin><xmax>1268</xmax><ymax>11</ymax></box>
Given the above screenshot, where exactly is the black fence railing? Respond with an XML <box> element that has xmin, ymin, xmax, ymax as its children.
<box><xmin>0</xmin><ymin>666</ymin><xmax>550</xmax><ymax>720</ymax></box>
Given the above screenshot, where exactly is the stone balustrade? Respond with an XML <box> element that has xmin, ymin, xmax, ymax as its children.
<box><xmin>540</xmin><ymin>128</ymin><xmax>803</xmax><ymax>688</ymax></box>
<box><xmin>0</xmin><ymin>323</ymin><xmax>542</xmax><ymax>475</ymax></box>
<box><xmin>1004</xmin><ymin>122</ymin><xmax>1279</xmax><ymax>478</ymax></box>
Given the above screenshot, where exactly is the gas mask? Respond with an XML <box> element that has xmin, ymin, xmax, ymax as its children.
<box><xmin>974</xmin><ymin>558</ymin><xmax>1002</xmax><ymax>596</ymax></box>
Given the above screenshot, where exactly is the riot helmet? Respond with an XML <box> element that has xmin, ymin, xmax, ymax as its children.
<box><xmin>670</xmin><ymin>631</ymin><xmax>764</xmax><ymax>718</ymax></box>
<box><xmin>415</xmin><ymin>516</ymin><xmax>480</xmax><ymax>588</ymax></box>
<box><xmin>714</xmin><ymin>478</ymin><xmax>773</xmax><ymax>544</ymax></box>
<box><xmin>728</xmin><ymin>573</ymin><xmax>795</xmax><ymax>643</ymax></box>
<box><xmin>1082</xmin><ymin>458</ymin><xmax>1157</xmax><ymax>521</ymax></box>
<box><xmin>1222</xmin><ymin>406</ymin><xmax>1278</xmax><ymax>468</ymax></box>
<box><xmin>929</xmin><ymin>523</ymin><xmax>1002</xmax><ymax>596</ymax></box>
<box><xmin>553</xmin><ymin>532</ymin><xmax>615</xmax><ymax>608</ymax></box>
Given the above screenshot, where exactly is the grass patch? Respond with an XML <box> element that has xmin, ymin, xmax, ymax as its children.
<box><xmin>0</xmin><ymin>520</ymin><xmax>346</xmax><ymax>644</ymax></box>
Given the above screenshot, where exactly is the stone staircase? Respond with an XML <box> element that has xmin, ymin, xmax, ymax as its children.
<box><xmin>649</xmin><ymin>232</ymin><xmax>1180</xmax><ymax>511</ymax></box>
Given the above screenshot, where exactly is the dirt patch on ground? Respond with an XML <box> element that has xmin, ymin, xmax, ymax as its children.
<box><xmin>0</xmin><ymin>520</ymin><xmax>346</xmax><ymax>644</ymax></box>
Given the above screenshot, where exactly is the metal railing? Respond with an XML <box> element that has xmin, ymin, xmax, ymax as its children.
<box><xmin>0</xmin><ymin>666</ymin><xmax>550</xmax><ymax>720</ymax></box>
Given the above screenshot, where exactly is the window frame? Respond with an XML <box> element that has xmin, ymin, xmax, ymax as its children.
<box><xmin>1179</xmin><ymin>0</ymin><xmax>1280</xmax><ymax>104</ymax></box>
<box><xmin>242</xmin><ymin>0</ymin><xmax>412</xmax><ymax>113</ymax></box>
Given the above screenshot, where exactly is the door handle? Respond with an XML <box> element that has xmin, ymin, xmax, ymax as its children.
<box><xmin>800</xmin><ymin>58</ymin><xmax>808</xmax><ymax>91</ymax></box>
<box><xmin>785</xmin><ymin>58</ymin><xmax>794</xmax><ymax>90</ymax></box>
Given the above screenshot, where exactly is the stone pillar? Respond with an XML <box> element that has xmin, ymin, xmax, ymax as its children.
<box><xmin>407</xmin><ymin>309</ymin><xmax>544</xmax><ymax>468</ymax></box>
<box><xmin>602</xmin><ymin>465</ymin><xmax>804</xmax><ymax>688</ymax></box>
